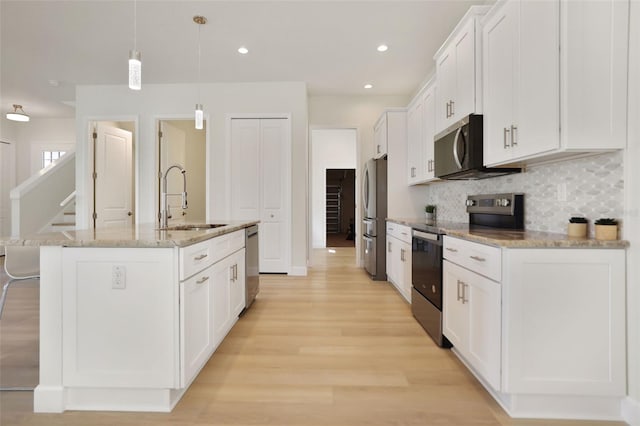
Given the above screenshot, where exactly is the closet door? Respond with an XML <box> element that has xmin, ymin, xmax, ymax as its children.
<box><xmin>230</xmin><ymin>118</ymin><xmax>289</xmax><ymax>274</ymax></box>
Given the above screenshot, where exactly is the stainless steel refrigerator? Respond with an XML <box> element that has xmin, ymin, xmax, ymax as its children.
<box><xmin>362</xmin><ymin>156</ymin><xmax>387</xmax><ymax>280</ymax></box>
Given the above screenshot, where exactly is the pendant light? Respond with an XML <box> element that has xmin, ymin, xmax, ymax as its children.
<box><xmin>194</xmin><ymin>15</ymin><xmax>207</xmax><ymax>130</ymax></box>
<box><xmin>6</xmin><ymin>104</ymin><xmax>30</xmax><ymax>122</ymax></box>
<box><xmin>129</xmin><ymin>0</ymin><xmax>141</xmax><ymax>90</ymax></box>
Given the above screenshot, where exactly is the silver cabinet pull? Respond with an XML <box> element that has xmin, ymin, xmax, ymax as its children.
<box><xmin>456</xmin><ymin>280</ymin><xmax>463</xmax><ymax>301</ymax></box>
<box><xmin>511</xmin><ymin>124</ymin><xmax>518</xmax><ymax>146</ymax></box>
<box><xmin>377</xmin><ymin>145</ymin><xmax>381</xmax><ymax>154</ymax></box>
<box><xmin>450</xmin><ymin>100</ymin><xmax>455</xmax><ymax>116</ymax></box>
<box><xmin>400</xmin><ymin>248</ymin><xmax>405</xmax><ymax>262</ymax></box>
<box><xmin>503</xmin><ymin>127</ymin><xmax>511</xmax><ymax>149</ymax></box>
<box><xmin>230</xmin><ymin>265</ymin><xmax>236</xmax><ymax>281</ymax></box>
<box><xmin>388</xmin><ymin>242</ymin><xmax>392</xmax><ymax>253</ymax></box>
<box><xmin>470</xmin><ymin>255</ymin><xmax>486</xmax><ymax>262</ymax></box>
<box><xmin>462</xmin><ymin>283</ymin><xmax>468</xmax><ymax>304</ymax></box>
<box><xmin>196</xmin><ymin>276</ymin><xmax>209</xmax><ymax>284</ymax></box>
<box><xmin>234</xmin><ymin>264</ymin><xmax>238</xmax><ymax>281</ymax></box>
<box><xmin>445</xmin><ymin>247</ymin><xmax>458</xmax><ymax>253</ymax></box>
<box><xmin>194</xmin><ymin>253</ymin><xmax>208</xmax><ymax>261</ymax></box>
<box><xmin>411</xmin><ymin>167</ymin><xmax>416</xmax><ymax>178</ymax></box>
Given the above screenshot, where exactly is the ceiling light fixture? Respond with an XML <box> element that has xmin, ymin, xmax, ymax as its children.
<box><xmin>238</xmin><ymin>46</ymin><xmax>248</xmax><ymax>55</ymax></box>
<box><xmin>364</xmin><ymin>84</ymin><xmax>373</xmax><ymax>89</ymax></box>
<box><xmin>194</xmin><ymin>15</ymin><xmax>207</xmax><ymax>130</ymax></box>
<box><xmin>377</xmin><ymin>44</ymin><xmax>388</xmax><ymax>52</ymax></box>
<box><xmin>128</xmin><ymin>0</ymin><xmax>142</xmax><ymax>90</ymax></box>
<box><xmin>6</xmin><ymin>104</ymin><xmax>30</xmax><ymax>122</ymax></box>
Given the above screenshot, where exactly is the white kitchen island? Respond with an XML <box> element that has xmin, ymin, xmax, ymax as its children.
<box><xmin>1</xmin><ymin>221</ymin><xmax>257</xmax><ymax>413</ymax></box>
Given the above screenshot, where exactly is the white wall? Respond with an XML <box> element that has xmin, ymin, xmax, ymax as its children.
<box><xmin>624</xmin><ymin>0</ymin><xmax>640</xmax><ymax>422</ymax></box>
<box><xmin>310</xmin><ymin>129</ymin><xmax>356</xmax><ymax>248</ymax></box>
<box><xmin>75</xmin><ymin>82</ymin><xmax>308</xmax><ymax>273</ymax></box>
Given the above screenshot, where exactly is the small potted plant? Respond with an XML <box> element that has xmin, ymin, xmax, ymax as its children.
<box><xmin>594</xmin><ymin>218</ymin><xmax>618</xmax><ymax>240</ymax></box>
<box><xmin>567</xmin><ymin>216</ymin><xmax>588</xmax><ymax>238</ymax></box>
<box><xmin>425</xmin><ymin>205</ymin><xmax>436</xmax><ymax>223</ymax></box>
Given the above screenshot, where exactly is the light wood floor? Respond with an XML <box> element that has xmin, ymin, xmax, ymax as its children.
<box><xmin>0</xmin><ymin>250</ymin><xmax>626</xmax><ymax>426</ymax></box>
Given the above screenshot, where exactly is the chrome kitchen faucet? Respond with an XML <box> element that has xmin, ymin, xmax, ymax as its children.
<box><xmin>161</xmin><ymin>164</ymin><xmax>188</xmax><ymax>229</ymax></box>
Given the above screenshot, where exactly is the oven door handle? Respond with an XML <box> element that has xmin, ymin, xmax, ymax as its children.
<box><xmin>413</xmin><ymin>230</ymin><xmax>438</xmax><ymax>241</ymax></box>
<box><xmin>452</xmin><ymin>127</ymin><xmax>463</xmax><ymax>169</ymax></box>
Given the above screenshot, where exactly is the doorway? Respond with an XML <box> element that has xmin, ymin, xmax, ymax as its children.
<box><xmin>92</xmin><ymin>121</ymin><xmax>135</xmax><ymax>229</ymax></box>
<box><xmin>157</xmin><ymin>120</ymin><xmax>206</xmax><ymax>226</ymax></box>
<box><xmin>326</xmin><ymin>169</ymin><xmax>355</xmax><ymax>248</ymax></box>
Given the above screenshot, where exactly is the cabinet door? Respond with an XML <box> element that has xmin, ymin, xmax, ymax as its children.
<box><xmin>466</xmin><ymin>270</ymin><xmax>501</xmax><ymax>391</ymax></box>
<box><xmin>442</xmin><ymin>260</ymin><xmax>468</xmax><ymax>350</ymax></box>
<box><xmin>513</xmin><ymin>0</ymin><xmax>559</xmax><ymax>160</ymax></box>
<box><xmin>423</xmin><ymin>83</ymin><xmax>437</xmax><ymax>180</ymax></box>
<box><xmin>373</xmin><ymin>114</ymin><xmax>387</xmax><ymax>159</ymax></box>
<box><xmin>386</xmin><ymin>234</ymin><xmax>396</xmax><ymax>285</ymax></box>
<box><xmin>230</xmin><ymin>250</ymin><xmax>246</xmax><ymax>318</ymax></box>
<box><xmin>212</xmin><ymin>255</ymin><xmax>233</xmax><ymax>346</ymax></box>
<box><xmin>180</xmin><ymin>266</ymin><xmax>214</xmax><ymax>387</ymax></box>
<box><xmin>435</xmin><ymin>49</ymin><xmax>456</xmax><ymax>133</ymax></box>
<box><xmin>399</xmin><ymin>240</ymin><xmax>412</xmax><ymax>302</ymax></box>
<box><xmin>407</xmin><ymin>98</ymin><xmax>423</xmax><ymax>185</ymax></box>
<box><xmin>483</xmin><ymin>1</ymin><xmax>516</xmax><ymax>166</ymax></box>
<box><xmin>453</xmin><ymin>19</ymin><xmax>476</xmax><ymax>121</ymax></box>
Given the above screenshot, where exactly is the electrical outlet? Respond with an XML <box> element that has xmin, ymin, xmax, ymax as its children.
<box><xmin>112</xmin><ymin>265</ymin><xmax>126</xmax><ymax>289</ymax></box>
<box><xmin>557</xmin><ymin>183</ymin><xmax>567</xmax><ymax>202</ymax></box>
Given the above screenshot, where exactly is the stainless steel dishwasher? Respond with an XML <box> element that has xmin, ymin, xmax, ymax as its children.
<box><xmin>242</xmin><ymin>225</ymin><xmax>259</xmax><ymax>314</ymax></box>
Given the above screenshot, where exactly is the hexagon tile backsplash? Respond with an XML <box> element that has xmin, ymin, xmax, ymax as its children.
<box><xmin>424</xmin><ymin>151</ymin><xmax>624</xmax><ymax>237</ymax></box>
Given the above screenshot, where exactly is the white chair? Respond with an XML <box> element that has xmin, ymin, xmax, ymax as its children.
<box><xmin>0</xmin><ymin>246</ymin><xmax>40</xmax><ymax>319</ymax></box>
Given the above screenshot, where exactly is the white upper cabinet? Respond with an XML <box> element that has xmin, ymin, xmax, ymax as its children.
<box><xmin>434</xmin><ymin>6</ymin><xmax>491</xmax><ymax>134</ymax></box>
<box><xmin>407</xmin><ymin>78</ymin><xmax>437</xmax><ymax>186</ymax></box>
<box><xmin>373</xmin><ymin>113</ymin><xmax>388</xmax><ymax>159</ymax></box>
<box><xmin>482</xmin><ymin>0</ymin><xmax>629</xmax><ymax>167</ymax></box>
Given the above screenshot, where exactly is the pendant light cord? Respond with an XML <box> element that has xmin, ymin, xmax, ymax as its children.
<box><xmin>134</xmin><ymin>0</ymin><xmax>137</xmax><ymax>50</ymax></box>
<box><xmin>197</xmin><ymin>21</ymin><xmax>202</xmax><ymax>104</ymax></box>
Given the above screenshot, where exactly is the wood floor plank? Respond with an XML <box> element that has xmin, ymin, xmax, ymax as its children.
<box><xmin>0</xmin><ymin>250</ymin><xmax>626</xmax><ymax>426</ymax></box>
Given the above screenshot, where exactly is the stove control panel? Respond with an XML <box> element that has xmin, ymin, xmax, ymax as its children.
<box><xmin>466</xmin><ymin>193</ymin><xmax>524</xmax><ymax>230</ymax></box>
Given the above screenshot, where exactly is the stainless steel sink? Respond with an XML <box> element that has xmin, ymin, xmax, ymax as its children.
<box><xmin>158</xmin><ymin>224</ymin><xmax>228</xmax><ymax>231</ymax></box>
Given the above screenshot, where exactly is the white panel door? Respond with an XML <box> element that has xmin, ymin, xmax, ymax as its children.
<box><xmin>454</xmin><ymin>19</ymin><xmax>476</xmax><ymax>120</ymax></box>
<box><xmin>160</xmin><ymin>122</ymin><xmax>187</xmax><ymax>225</ymax></box>
<box><xmin>422</xmin><ymin>83</ymin><xmax>436</xmax><ymax>180</ymax></box>
<box><xmin>230</xmin><ymin>118</ymin><xmax>289</xmax><ymax>273</ymax></box>
<box><xmin>230</xmin><ymin>119</ymin><xmax>260</xmax><ymax>221</ymax></box>
<box><xmin>95</xmin><ymin>123</ymin><xmax>133</xmax><ymax>228</ymax></box>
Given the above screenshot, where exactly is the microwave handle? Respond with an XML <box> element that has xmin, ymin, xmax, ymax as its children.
<box><xmin>453</xmin><ymin>127</ymin><xmax>463</xmax><ymax>169</ymax></box>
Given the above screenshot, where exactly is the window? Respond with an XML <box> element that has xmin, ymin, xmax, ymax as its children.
<box><xmin>42</xmin><ymin>151</ymin><xmax>66</xmax><ymax>169</ymax></box>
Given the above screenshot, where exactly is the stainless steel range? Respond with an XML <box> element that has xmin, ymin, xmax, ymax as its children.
<box><xmin>411</xmin><ymin>193</ymin><xmax>524</xmax><ymax>347</ymax></box>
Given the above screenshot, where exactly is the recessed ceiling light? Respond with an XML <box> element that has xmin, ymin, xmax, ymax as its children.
<box><xmin>238</xmin><ymin>46</ymin><xmax>249</xmax><ymax>54</ymax></box>
<box><xmin>364</xmin><ymin>84</ymin><xmax>373</xmax><ymax>89</ymax></box>
<box><xmin>377</xmin><ymin>44</ymin><xmax>388</xmax><ymax>52</ymax></box>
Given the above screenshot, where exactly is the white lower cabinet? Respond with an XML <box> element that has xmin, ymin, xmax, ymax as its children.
<box><xmin>386</xmin><ymin>222</ymin><xmax>412</xmax><ymax>303</ymax></box>
<box><xmin>180</xmin><ymin>264</ymin><xmax>215</xmax><ymax>387</ymax></box>
<box><xmin>443</xmin><ymin>259</ymin><xmax>501</xmax><ymax>391</ymax></box>
<box><xmin>443</xmin><ymin>235</ymin><xmax>627</xmax><ymax>420</ymax></box>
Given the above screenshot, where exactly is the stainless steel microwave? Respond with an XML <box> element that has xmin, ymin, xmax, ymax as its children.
<box><xmin>434</xmin><ymin>114</ymin><xmax>520</xmax><ymax>180</ymax></box>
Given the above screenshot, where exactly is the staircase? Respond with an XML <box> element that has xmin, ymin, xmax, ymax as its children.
<box><xmin>10</xmin><ymin>152</ymin><xmax>75</xmax><ymax>237</ymax></box>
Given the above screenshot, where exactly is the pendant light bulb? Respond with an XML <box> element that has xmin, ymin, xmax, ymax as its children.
<box><xmin>195</xmin><ymin>104</ymin><xmax>203</xmax><ymax>130</ymax></box>
<box><xmin>129</xmin><ymin>50</ymin><xmax>142</xmax><ymax>90</ymax></box>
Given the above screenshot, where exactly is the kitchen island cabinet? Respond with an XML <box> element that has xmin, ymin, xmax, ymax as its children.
<box><xmin>1</xmin><ymin>222</ymin><xmax>255</xmax><ymax>413</ymax></box>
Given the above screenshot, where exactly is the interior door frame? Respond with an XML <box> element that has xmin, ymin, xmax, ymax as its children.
<box><xmin>308</xmin><ymin>125</ymin><xmax>362</xmax><ymax>268</ymax></box>
<box><xmin>79</xmin><ymin>116</ymin><xmax>138</xmax><ymax>230</ymax></box>
<box><xmin>225</xmin><ymin>113</ymin><xmax>292</xmax><ymax>274</ymax></box>
<box><xmin>155</xmin><ymin>115</ymin><xmax>209</xmax><ymax>227</ymax></box>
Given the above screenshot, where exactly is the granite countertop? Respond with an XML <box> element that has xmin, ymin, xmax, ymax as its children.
<box><xmin>0</xmin><ymin>221</ymin><xmax>259</xmax><ymax>248</ymax></box>
<box><xmin>387</xmin><ymin>218</ymin><xmax>629</xmax><ymax>249</ymax></box>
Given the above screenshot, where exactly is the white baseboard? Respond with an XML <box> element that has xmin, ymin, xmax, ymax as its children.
<box><xmin>622</xmin><ymin>396</ymin><xmax>640</xmax><ymax>425</ymax></box>
<box><xmin>289</xmin><ymin>266</ymin><xmax>307</xmax><ymax>276</ymax></box>
<box><xmin>33</xmin><ymin>385</ymin><xmax>65</xmax><ymax>413</ymax></box>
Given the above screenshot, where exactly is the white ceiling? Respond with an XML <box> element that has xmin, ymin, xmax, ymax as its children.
<box><xmin>1</xmin><ymin>0</ymin><xmax>485</xmax><ymax>119</ymax></box>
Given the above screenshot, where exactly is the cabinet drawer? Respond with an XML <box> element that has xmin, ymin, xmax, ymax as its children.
<box><xmin>180</xmin><ymin>229</ymin><xmax>245</xmax><ymax>281</ymax></box>
<box><xmin>443</xmin><ymin>236</ymin><xmax>501</xmax><ymax>282</ymax></box>
<box><xmin>386</xmin><ymin>222</ymin><xmax>412</xmax><ymax>244</ymax></box>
